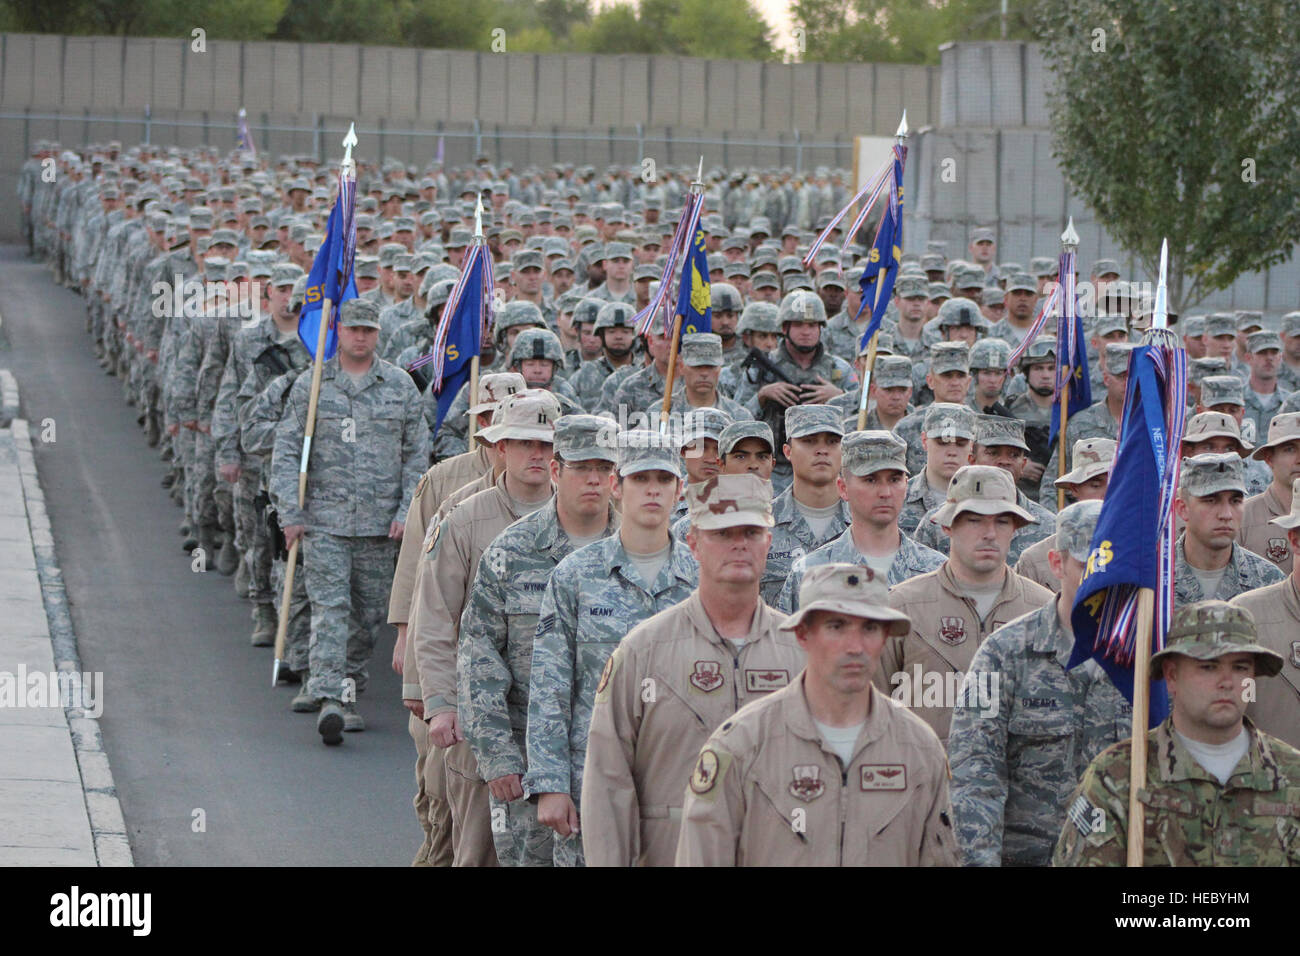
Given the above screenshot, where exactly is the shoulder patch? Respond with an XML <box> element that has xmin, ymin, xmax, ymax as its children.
<box><xmin>1067</xmin><ymin>792</ymin><xmax>1097</xmax><ymax>836</ymax></box>
<box><xmin>423</xmin><ymin>523</ymin><xmax>441</xmax><ymax>557</ymax></box>
<box><xmin>415</xmin><ymin>473</ymin><xmax>430</xmax><ymax>499</ymax></box>
<box><xmin>690</xmin><ymin>747</ymin><xmax>725</xmax><ymax>796</ymax></box>
<box><xmin>594</xmin><ymin>651</ymin><xmax>620</xmax><ymax>703</ymax></box>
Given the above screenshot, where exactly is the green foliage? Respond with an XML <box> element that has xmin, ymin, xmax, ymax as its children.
<box><xmin>572</xmin><ymin>0</ymin><xmax>775</xmax><ymax>58</ymax></box>
<box><xmin>571</xmin><ymin>4</ymin><xmax>662</xmax><ymax>54</ymax></box>
<box><xmin>1037</xmin><ymin>0</ymin><xmax>1300</xmax><ymax>308</ymax></box>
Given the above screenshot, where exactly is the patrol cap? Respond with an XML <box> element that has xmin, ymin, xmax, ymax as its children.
<box><xmin>1282</xmin><ymin>312</ymin><xmax>1300</xmax><ymax>337</ymax></box>
<box><xmin>816</xmin><ymin>271</ymin><xmax>846</xmax><ymax>290</ymax></box>
<box><xmin>1183</xmin><ymin>411</ymin><xmax>1252</xmax><ymax>453</ymax></box>
<box><xmin>1092</xmin><ymin>314</ymin><xmax>1130</xmax><ymax>338</ymax></box>
<box><xmin>680</xmin><ymin>333</ymin><xmax>724</xmax><ymax>367</ymax></box>
<box><xmin>208</xmin><ymin>228</ymin><xmax>240</xmax><ymax>248</ymax></box>
<box><xmin>1269</xmin><ymin>477</ymin><xmax>1300</xmax><ymax>531</ymax></box>
<box><xmin>392</xmin><ymin>253</ymin><xmax>414</xmax><ymax>272</ymax></box>
<box><xmin>617</xmin><ymin>429</ymin><xmax>686</xmax><ymax>479</ymax></box>
<box><xmin>478</xmin><ymin>389</ymin><xmax>560</xmax><ymax>444</ymax></box>
<box><xmin>969</xmin><ymin>338</ymin><xmax>1011</xmax><ymax>371</ymax></box>
<box><xmin>1056</xmin><ymin>437</ymin><xmax>1117</xmax><ymax>486</ymax></box>
<box><xmin>1005</xmin><ymin>273</ymin><xmax>1038</xmax><ymax>294</ymax></box>
<box><xmin>1103</xmin><ymin>342</ymin><xmax>1138</xmax><ymax>375</ymax></box>
<box><xmin>929</xmin><ymin>341</ymin><xmax>971</xmax><ymax>375</ymax></box>
<box><xmin>841</xmin><ymin>430</ymin><xmax>908</xmax><ymax>477</ymax></box>
<box><xmin>678</xmin><ymin>407</ymin><xmax>733</xmax><ymax>448</ymax></box>
<box><xmin>687</xmin><ymin>474</ymin><xmax>774</xmax><ymax>531</ymax></box>
<box><xmin>1234</xmin><ymin>310</ymin><xmax>1265</xmax><ymax>333</ymax></box>
<box><xmin>922</xmin><ymin>402</ymin><xmax>976</xmax><ymax>442</ymax></box>
<box><xmin>974</xmin><ymin>414</ymin><xmax>1029</xmax><ymax>452</ymax></box>
<box><xmin>970</xmin><ymin>227</ymin><xmax>996</xmax><ymax>244</ymax></box>
<box><xmin>467</xmin><ymin>371</ymin><xmax>527</xmax><ymax>418</ymax></box>
<box><xmin>337</xmin><ymin>298</ymin><xmax>382</xmax><ymax>329</ymax></box>
<box><xmin>1029</xmin><ymin>257</ymin><xmax>1058</xmax><ymax>277</ymax></box>
<box><xmin>1203</xmin><ymin>313</ymin><xmax>1236</xmax><ymax>338</ymax></box>
<box><xmin>1251</xmin><ymin>411</ymin><xmax>1300</xmax><ymax>460</ymax></box>
<box><xmin>604</xmin><ymin>241</ymin><xmax>633</xmax><ymax>261</ymax></box>
<box><xmin>954</xmin><ymin>268</ymin><xmax>987</xmax><ymax>291</ymax></box>
<box><xmin>1055</xmin><ymin>499</ymin><xmax>1104</xmax><ymax>562</ymax></box>
<box><xmin>1149</xmin><ymin>601</ymin><xmax>1282</xmax><ymax>678</ymax></box>
<box><xmin>982</xmin><ymin>287</ymin><xmax>1005</xmax><ymax>307</ymax></box>
<box><xmin>554</xmin><ymin>414</ymin><xmax>619</xmax><ymax>464</ymax></box>
<box><xmin>895</xmin><ymin>274</ymin><xmax>928</xmax><ymax>298</ymax></box>
<box><xmin>1091</xmin><ymin>259</ymin><xmax>1121</xmax><ymax>278</ymax></box>
<box><xmin>781</xmin><ymin>563</ymin><xmax>911</xmax><ymax>634</ymax></box>
<box><xmin>937</xmin><ymin>296</ymin><xmax>984</xmax><ymax>329</ymax></box>
<box><xmin>872</xmin><ymin>354</ymin><xmax>913</xmax><ymax>389</ymax></box>
<box><xmin>446</xmin><ymin>228</ymin><xmax>472</xmax><ymax>248</ymax></box>
<box><xmin>928</xmin><ymin>282</ymin><xmax>953</xmax><ymax>302</ymax></box>
<box><xmin>933</xmin><ymin>465</ymin><xmax>1037</xmax><ymax>527</ymax></box>
<box><xmin>632</xmin><ymin>263</ymin><xmax>658</xmax><ymax>281</ymax></box>
<box><xmin>512</xmin><ymin>249</ymin><xmax>543</xmax><ymax>272</ymax></box>
<box><xmin>783</xmin><ymin>273</ymin><xmax>814</xmax><ymax>293</ymax></box>
<box><xmin>719</xmin><ymin>420</ymin><xmax>774</xmax><ymax>457</ymax></box>
<box><xmin>1179</xmin><ymin>452</ymin><xmax>1246</xmax><ymax>497</ymax></box>
<box><xmin>785</xmin><ymin>404</ymin><xmax>844</xmax><ymax>441</ymax></box>
<box><xmin>1182</xmin><ymin>315</ymin><xmax>1206</xmax><ymax>337</ymax></box>
<box><xmin>1246</xmin><ymin>330</ymin><xmax>1282</xmax><ymax>354</ymax></box>
<box><xmin>1200</xmin><ymin>375</ymin><xmax>1246</xmax><ymax>408</ymax></box>
<box><xmin>750</xmin><ymin>271</ymin><xmax>781</xmax><ymax>291</ymax></box>
<box><xmin>1189</xmin><ymin>356</ymin><xmax>1229</xmax><ymax>384</ymax></box>
<box><xmin>355</xmin><ymin>257</ymin><xmax>380</xmax><ymax>279</ymax></box>
<box><xmin>378</xmin><ymin>243</ymin><xmax>406</xmax><ymax>267</ymax></box>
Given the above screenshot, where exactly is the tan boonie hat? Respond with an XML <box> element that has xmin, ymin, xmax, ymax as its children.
<box><xmin>1182</xmin><ymin>411</ymin><xmax>1253</xmax><ymax>454</ymax></box>
<box><xmin>467</xmin><ymin>371</ymin><xmax>527</xmax><ymax>417</ymax></box>
<box><xmin>687</xmin><ymin>474</ymin><xmax>775</xmax><ymax>531</ymax></box>
<box><xmin>554</xmin><ymin>414</ymin><xmax>619</xmax><ymax>464</ymax></box>
<box><xmin>780</xmin><ymin>563</ymin><xmax>911</xmax><ymax>634</ymax></box>
<box><xmin>932</xmin><ymin>465</ymin><xmax>1037</xmax><ymax>527</ymax></box>
<box><xmin>477</xmin><ymin>388</ymin><xmax>560</xmax><ymax>444</ymax></box>
<box><xmin>1251</xmin><ymin>411</ymin><xmax>1300</xmax><ymax>460</ymax></box>
<box><xmin>1269</xmin><ymin>477</ymin><xmax>1300</xmax><ymax>531</ymax></box>
<box><xmin>841</xmin><ymin>430</ymin><xmax>908</xmax><ymax>477</ymax></box>
<box><xmin>1149</xmin><ymin>601</ymin><xmax>1283</xmax><ymax>678</ymax></box>
<box><xmin>922</xmin><ymin>402</ymin><xmax>976</xmax><ymax>443</ymax></box>
<box><xmin>1055</xmin><ymin>437</ymin><xmax>1116</xmax><ymax>486</ymax></box>
<box><xmin>1179</xmin><ymin>452</ymin><xmax>1245</xmax><ymax>497</ymax></box>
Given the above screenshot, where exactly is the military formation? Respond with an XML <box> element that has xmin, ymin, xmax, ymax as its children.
<box><xmin>19</xmin><ymin>138</ymin><xmax>1300</xmax><ymax>867</ymax></box>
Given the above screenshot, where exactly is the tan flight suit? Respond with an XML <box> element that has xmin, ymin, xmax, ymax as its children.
<box><xmin>1238</xmin><ymin>485</ymin><xmax>1294</xmax><ymax>577</ymax></box>
<box><xmin>411</xmin><ymin>475</ymin><xmax>547</xmax><ymax>866</ymax></box>
<box><xmin>675</xmin><ymin>677</ymin><xmax>959</xmax><ymax>866</ymax></box>
<box><xmin>581</xmin><ymin>592</ymin><xmax>804</xmax><ymax>866</ymax></box>
<box><xmin>881</xmin><ymin>563</ymin><xmax>1053</xmax><ymax>743</ymax></box>
<box><xmin>1013</xmin><ymin>535</ymin><xmax>1058</xmax><ymax>594</ymax></box>
<box><xmin>1230</xmin><ymin>576</ymin><xmax>1300</xmax><ymax>748</ymax></box>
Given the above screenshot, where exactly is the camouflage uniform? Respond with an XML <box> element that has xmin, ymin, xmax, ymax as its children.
<box><xmin>777</xmin><ymin>528</ymin><xmax>944</xmax><ymax>613</ymax></box>
<box><xmin>762</xmin><ymin>489</ymin><xmax>851</xmax><ymax>608</ymax></box>
<box><xmin>898</xmin><ymin>469</ymin><xmax>950</xmax><ymax>539</ymax></box>
<box><xmin>1172</xmin><ymin>536</ymin><xmax>1284</xmax><ymax>606</ymax></box>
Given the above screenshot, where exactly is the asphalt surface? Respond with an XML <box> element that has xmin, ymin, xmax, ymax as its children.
<box><xmin>0</xmin><ymin>245</ymin><xmax>419</xmax><ymax>865</ymax></box>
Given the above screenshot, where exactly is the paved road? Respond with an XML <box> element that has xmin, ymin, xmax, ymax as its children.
<box><xmin>0</xmin><ymin>246</ymin><xmax>420</xmax><ymax>865</ymax></box>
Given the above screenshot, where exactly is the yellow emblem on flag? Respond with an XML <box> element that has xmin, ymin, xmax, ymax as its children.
<box><xmin>690</xmin><ymin>264</ymin><xmax>710</xmax><ymax>316</ymax></box>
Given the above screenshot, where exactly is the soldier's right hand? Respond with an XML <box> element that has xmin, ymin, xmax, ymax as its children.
<box><xmin>757</xmin><ymin>381</ymin><xmax>802</xmax><ymax>407</ymax></box>
<box><xmin>392</xmin><ymin>624</ymin><xmax>407</xmax><ymax>675</ymax></box>
<box><xmin>402</xmin><ymin>699</ymin><xmax>424</xmax><ymax>720</ymax></box>
<box><xmin>182</xmin><ymin>420</ymin><xmax>198</xmax><ymax>431</ymax></box>
<box><xmin>282</xmin><ymin>524</ymin><xmax>306</xmax><ymax>547</ymax></box>
<box><xmin>218</xmin><ymin>464</ymin><xmax>241</xmax><ymax>483</ymax></box>
<box><xmin>537</xmin><ymin>793</ymin><xmax>580</xmax><ymax>837</ymax></box>
<box><xmin>427</xmin><ymin>711</ymin><xmax>462</xmax><ymax>748</ymax></box>
<box><xmin>166</xmin><ymin>423</ymin><xmax>180</xmax><ymax>437</ymax></box>
<box><xmin>488</xmin><ymin>774</ymin><xmax>525</xmax><ymax>802</ymax></box>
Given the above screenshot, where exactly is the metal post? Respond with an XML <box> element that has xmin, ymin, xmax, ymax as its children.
<box><xmin>313</xmin><ymin>113</ymin><xmax>322</xmax><ymax>163</ymax></box>
<box><xmin>794</xmin><ymin>128</ymin><xmax>802</xmax><ymax>175</ymax></box>
<box><xmin>473</xmin><ymin>118</ymin><xmax>482</xmax><ymax>157</ymax></box>
<box><xmin>636</xmin><ymin>122</ymin><xmax>644</xmax><ymax>162</ymax></box>
<box><xmin>144</xmin><ymin>104</ymin><xmax>151</xmax><ymax>145</ymax></box>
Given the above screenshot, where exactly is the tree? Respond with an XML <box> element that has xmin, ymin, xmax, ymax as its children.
<box><xmin>571</xmin><ymin>4</ymin><xmax>661</xmax><ymax>54</ymax></box>
<box><xmin>668</xmin><ymin>0</ymin><xmax>777</xmax><ymax>61</ymax></box>
<box><xmin>1037</xmin><ymin>0</ymin><xmax>1300</xmax><ymax>309</ymax></box>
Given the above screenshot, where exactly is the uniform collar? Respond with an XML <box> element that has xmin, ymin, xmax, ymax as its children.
<box><xmin>1153</xmin><ymin>716</ymin><xmax>1284</xmax><ymax>792</ymax></box>
<box><xmin>937</xmin><ymin>561</ymin><xmax>1019</xmax><ymax>607</ymax></box>
<box><xmin>782</xmin><ymin>672</ymin><xmax>891</xmax><ymax>753</ymax></box>
<box><xmin>536</xmin><ymin>498</ymin><xmax>619</xmax><ymax>552</ymax></box>
<box><xmin>326</xmin><ymin>354</ymin><xmax>384</xmax><ymax>392</ymax></box>
<box><xmin>681</xmin><ymin>589</ymin><xmax>779</xmax><ymax>651</ymax></box>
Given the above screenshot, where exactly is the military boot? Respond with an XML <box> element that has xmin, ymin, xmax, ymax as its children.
<box><xmin>216</xmin><ymin>536</ymin><xmax>239</xmax><ymax>576</ymax></box>
<box><xmin>317</xmin><ymin>700</ymin><xmax>345</xmax><ymax>745</ymax></box>
<box><xmin>161</xmin><ymin>471</ymin><xmax>176</xmax><ymax>490</ymax></box>
<box><xmin>291</xmin><ymin>672</ymin><xmax>319</xmax><ymax>711</ymax></box>
<box><xmin>196</xmin><ymin>528</ymin><xmax>220</xmax><ymax>567</ymax></box>
<box><xmin>234</xmin><ymin>557</ymin><xmax>250</xmax><ymax>598</ymax></box>
<box><xmin>249</xmin><ymin>603</ymin><xmax>276</xmax><ymax>647</ymax></box>
<box><xmin>145</xmin><ymin>413</ymin><xmax>161</xmax><ymax>448</ymax></box>
<box><xmin>342</xmin><ymin>701</ymin><xmax>365</xmax><ymax>733</ymax></box>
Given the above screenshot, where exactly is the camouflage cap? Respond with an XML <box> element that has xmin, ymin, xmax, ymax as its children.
<box><xmin>1056</xmin><ymin>437</ymin><xmax>1117</xmax><ymax>486</ymax></box>
<box><xmin>680</xmin><ymin>332</ymin><xmax>724</xmax><ymax>367</ymax></box>
<box><xmin>1270</xmin><ymin>478</ymin><xmax>1300</xmax><ymax>531</ymax></box>
<box><xmin>982</xmin><ymin>287</ymin><xmax>1005</xmax><ymax>307</ymax></box>
<box><xmin>919</xmin><ymin>252</ymin><xmax>945</xmax><ymax>272</ymax></box>
<box><xmin>209</xmin><ymin>228</ymin><xmax>240</xmax><ymax>248</ymax></box>
<box><xmin>1091</xmin><ymin>258</ymin><xmax>1121</xmax><ymax>278</ymax></box>
<box><xmin>1252</xmin><ymin>411</ymin><xmax>1300</xmax><ymax>460</ymax></box>
<box><xmin>1182</xmin><ymin>315</ymin><xmax>1206</xmax><ymax>337</ymax></box>
<box><xmin>1203</xmin><ymin>313</ymin><xmax>1236</xmax><ymax>338</ymax></box>
<box><xmin>496</xmin><ymin>299</ymin><xmax>546</xmax><ymax>332</ymax></box>
<box><xmin>872</xmin><ymin>354</ymin><xmax>913</xmax><ymax>389</ymax></box>
<box><xmin>929</xmin><ymin>341</ymin><xmax>971</xmax><ymax>375</ymax></box>
<box><xmin>511</xmin><ymin>249</ymin><xmax>543</xmax><ymax>271</ymax></box>
<box><xmin>937</xmin><ymin>297</ymin><xmax>984</xmax><ymax>329</ymax></box>
<box><xmin>975</xmin><ymin>414</ymin><xmax>1029</xmax><ymax>451</ymax></box>
<box><xmin>1189</xmin><ymin>356</ymin><xmax>1229</xmax><ymax>384</ymax></box>
<box><xmin>816</xmin><ymin>270</ymin><xmax>846</xmax><ymax>290</ymax></box>
<box><xmin>1183</xmin><ymin>411</ymin><xmax>1252</xmax><ymax>453</ymax></box>
<box><xmin>954</xmin><ymin>268</ymin><xmax>986</xmax><ymax>290</ymax></box>
<box><xmin>928</xmin><ymin>282</ymin><xmax>953</xmax><ymax>301</ymax></box>
<box><xmin>1005</xmin><ymin>273</ymin><xmax>1038</xmax><ymax>294</ymax></box>
<box><xmin>1103</xmin><ymin>342</ymin><xmax>1138</xmax><ymax>375</ymax></box>
<box><xmin>1234</xmin><ymin>310</ymin><xmax>1265</xmax><ymax>333</ymax></box>
<box><xmin>750</xmin><ymin>271</ymin><xmax>781</xmax><ymax>291</ymax></box>
<box><xmin>618</xmin><ymin>429</ymin><xmax>685</xmax><ymax>479</ymax></box>
<box><xmin>355</xmin><ymin>256</ymin><xmax>380</xmax><ymax>279</ymax></box>
<box><xmin>923</xmin><ymin>402</ymin><xmax>976</xmax><ymax>442</ymax></box>
<box><xmin>1180</xmin><ymin>452</ymin><xmax>1246</xmax><ymax>497</ymax></box>
<box><xmin>1282</xmin><ymin>312</ymin><xmax>1300</xmax><ymax>337</ymax></box>
<box><xmin>1092</xmin><ymin>314</ymin><xmax>1130</xmax><ymax>339</ymax></box>
<box><xmin>554</xmin><ymin>413</ymin><xmax>619</xmax><ymax>464</ymax></box>
<box><xmin>780</xmin><ymin>563</ymin><xmax>911</xmax><ymax>634</ymax></box>
<box><xmin>895</xmin><ymin>274</ymin><xmax>929</xmax><ymax>298</ymax></box>
<box><xmin>604</xmin><ymin>241</ymin><xmax>633</xmax><ymax>261</ymax></box>
<box><xmin>933</xmin><ymin>464</ymin><xmax>1037</xmax><ymax>527</ymax></box>
<box><xmin>1055</xmin><ymin>499</ymin><xmax>1104</xmax><ymax>562</ymax></box>
<box><xmin>841</xmin><ymin>430</ymin><xmax>908</xmax><ymax>477</ymax></box>
<box><xmin>678</xmin><ymin>406</ymin><xmax>734</xmax><ymax>448</ymax></box>
<box><xmin>1149</xmin><ymin>601</ymin><xmax>1283</xmax><ymax>678</ymax></box>
<box><xmin>739</xmin><ymin>301</ymin><xmax>781</xmax><ymax>333</ymax></box>
<box><xmin>378</xmin><ymin>243</ymin><xmax>406</xmax><ymax>267</ymax></box>
<box><xmin>719</xmin><ymin>420</ymin><xmax>774</xmax><ymax>456</ymax></box>
<box><xmin>969</xmin><ymin>337</ymin><xmax>1011</xmax><ymax>371</ymax></box>
<box><xmin>686</xmin><ymin>474</ymin><xmax>775</xmax><ymax>532</ymax></box>
<box><xmin>467</xmin><ymin>371</ymin><xmax>527</xmax><ymax>418</ymax></box>
<box><xmin>1246</xmin><ymin>330</ymin><xmax>1283</xmax><ymax>354</ymax></box>
<box><xmin>338</xmin><ymin>298</ymin><xmax>382</xmax><ymax>329</ymax></box>
<box><xmin>970</xmin><ymin>226</ymin><xmax>996</xmax><ymax>244</ymax></box>
<box><xmin>785</xmin><ymin>404</ymin><xmax>844</xmax><ymax>440</ymax></box>
<box><xmin>478</xmin><ymin>389</ymin><xmax>560</xmax><ymax>444</ymax></box>
<box><xmin>1029</xmin><ymin>257</ymin><xmax>1057</xmax><ymax>277</ymax></box>
<box><xmin>1200</xmin><ymin>375</ymin><xmax>1245</xmax><ymax>408</ymax></box>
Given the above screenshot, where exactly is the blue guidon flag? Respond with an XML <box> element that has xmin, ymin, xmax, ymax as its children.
<box><xmin>634</xmin><ymin>191</ymin><xmax>704</xmax><ymax>336</ymax></box>
<box><xmin>297</xmin><ymin>168</ymin><xmax>357</xmax><ymax>360</ymax></box>
<box><xmin>855</xmin><ymin>140</ymin><xmax>906</xmax><ymax>351</ymax></box>
<box><xmin>676</xmin><ymin>204</ymin><xmax>711</xmax><ymax>336</ymax></box>
<box><xmin>1050</xmin><ymin>248</ymin><xmax>1092</xmax><ymax>445</ymax></box>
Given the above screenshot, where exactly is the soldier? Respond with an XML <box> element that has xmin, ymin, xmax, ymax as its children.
<box><xmin>1240</xmin><ymin>412</ymin><xmax>1300</xmax><ymax>575</ymax></box>
<box><xmin>676</xmin><ymin>563</ymin><xmax>960</xmax><ymax>866</ymax></box>
<box><xmin>1181</xmin><ymin>410</ymin><xmax>1270</xmax><ymax>497</ymax></box>
<box><xmin>504</xmin><ymin>327</ymin><xmax>584</xmax><ymax>411</ymax></box>
<box><xmin>1172</xmin><ymin>453</ymin><xmax>1284</xmax><ymax>606</ymax></box>
<box><xmin>895</xmin><ymin>342</ymin><xmax>973</xmax><ymax>474</ymax></box>
<box><xmin>950</xmin><ymin>501</ymin><xmax>1131</xmax><ymax>866</ymax></box>
<box><xmin>1053</xmin><ymin>601</ymin><xmax>1300</xmax><ymax>867</ymax></box>
<box><xmin>1242</xmin><ymin>330</ymin><xmax>1287</xmax><ymax>440</ymax></box>
<box><xmin>525</xmin><ymin>429</ymin><xmax>698</xmax><ymax>867</ymax></box>
<box><xmin>719</xmin><ymin>301</ymin><xmax>782</xmax><ymax>397</ymax></box>
<box><xmin>656</xmin><ymin>333</ymin><xmax>751</xmax><ymax>423</ymax></box>
<box><xmin>567</xmin><ymin>301</ymin><xmax>637</xmax><ymax>413</ymax></box>
<box><xmin>882</xmin><ymin>466</ymin><xmax>1053</xmax><ymax>744</ymax></box>
<box><xmin>667</xmin><ymin>407</ymin><xmax>732</xmax><ymax>526</ymax></box>
<box><xmin>459</xmin><ymin>415</ymin><xmax>620</xmax><ymax>866</ymax></box>
<box><xmin>966</xmin><ymin>338</ymin><xmax>1014</xmax><ymax>417</ymax></box>
<box><xmin>1016</xmin><ymin>438</ymin><xmax>1114</xmax><ymax>591</ymax></box>
<box><xmin>717</xmin><ymin>420</ymin><xmax>776</xmax><ymax>483</ymax></box>
<box><xmin>827</xmin><ymin>354</ymin><xmax>913</xmax><ymax>431</ymax></box>
<box><xmin>1279</xmin><ymin>312</ymin><xmax>1300</xmax><ymax>393</ymax></box>
<box><xmin>583</xmin><ymin>474</ymin><xmax>808</xmax><ymax>865</ymax></box>
<box><xmin>913</xmin><ymin>416</ymin><xmax>1057</xmax><ymax>567</ymax></box>
<box><xmin>880</xmin><ymin>273</ymin><xmax>932</xmax><ymax>361</ymax></box>
<box><xmin>898</xmin><ymin>403</ymin><xmax>975</xmax><ymax>538</ymax></box>
<box><xmin>1230</xmin><ymin>479</ymin><xmax>1300</xmax><ymax>747</ymax></box>
<box><xmin>1199</xmin><ymin>374</ymin><xmax>1260</xmax><ymax>447</ymax></box>
<box><xmin>609</xmin><ymin>325</ymin><xmax>674</xmax><ymax>423</ymax></box>
<box><xmin>778</xmin><ymin>431</ymin><xmax>944</xmax><ymax>612</ymax></box>
<box><xmin>270</xmin><ymin>298</ymin><xmax>429</xmax><ymax>743</ymax></box>
<box><xmin>709</xmin><ymin>281</ymin><xmax>745</xmax><ymax>368</ymax></box>
<box><xmin>761</xmin><ymin>405</ymin><xmax>850</xmax><ymax>604</ymax></box>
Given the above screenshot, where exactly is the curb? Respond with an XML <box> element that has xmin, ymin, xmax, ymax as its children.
<box><xmin>9</xmin><ymin>399</ymin><xmax>134</xmax><ymax>866</ymax></box>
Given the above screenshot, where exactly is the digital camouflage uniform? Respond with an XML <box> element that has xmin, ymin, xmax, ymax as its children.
<box><xmin>777</xmin><ymin>528</ymin><xmax>944</xmax><ymax>613</ymax></box>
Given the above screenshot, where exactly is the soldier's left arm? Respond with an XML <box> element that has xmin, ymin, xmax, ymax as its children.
<box><xmin>675</xmin><ymin>737</ymin><xmax>743</xmax><ymax>867</ymax></box>
<box><xmin>947</xmin><ymin>641</ymin><xmax>1014</xmax><ymax>866</ymax></box>
<box><xmin>457</xmin><ymin>552</ymin><xmax>525</xmax><ymax>780</ymax></box>
<box><xmin>396</xmin><ymin>377</ymin><xmax>431</xmax><ymax>523</ymax></box>
<box><xmin>1051</xmin><ymin>758</ymin><xmax>1127</xmax><ymax>867</ymax></box>
<box><xmin>917</xmin><ymin>750</ymin><xmax>961</xmax><ymax>867</ymax></box>
<box><xmin>580</xmin><ymin>643</ymin><xmax>644</xmax><ymax>867</ymax></box>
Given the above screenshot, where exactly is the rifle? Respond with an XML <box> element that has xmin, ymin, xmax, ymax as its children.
<box><xmin>252</xmin><ymin>342</ymin><xmax>294</xmax><ymax>379</ymax></box>
<box><xmin>740</xmin><ymin>348</ymin><xmax>801</xmax><ymax>464</ymax></box>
